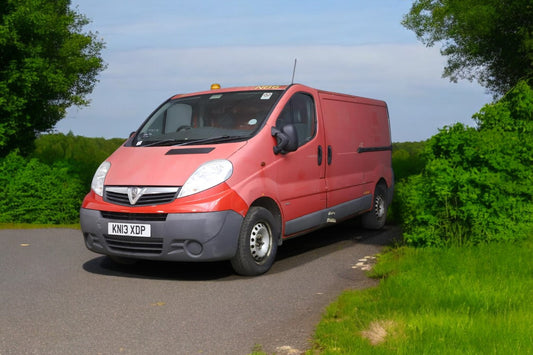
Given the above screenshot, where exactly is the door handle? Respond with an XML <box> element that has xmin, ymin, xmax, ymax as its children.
<box><xmin>327</xmin><ymin>145</ymin><xmax>332</xmax><ymax>165</ymax></box>
<box><xmin>317</xmin><ymin>145</ymin><xmax>323</xmax><ymax>166</ymax></box>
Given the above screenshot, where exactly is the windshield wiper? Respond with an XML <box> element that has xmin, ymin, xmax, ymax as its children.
<box><xmin>139</xmin><ymin>138</ymin><xmax>187</xmax><ymax>147</ymax></box>
<box><xmin>137</xmin><ymin>135</ymin><xmax>249</xmax><ymax>147</ymax></box>
<box><xmin>175</xmin><ymin>135</ymin><xmax>249</xmax><ymax>146</ymax></box>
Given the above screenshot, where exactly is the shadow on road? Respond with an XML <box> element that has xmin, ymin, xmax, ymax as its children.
<box><xmin>271</xmin><ymin>221</ymin><xmax>400</xmax><ymax>274</ymax></box>
<box><xmin>82</xmin><ymin>219</ymin><xmax>401</xmax><ymax>281</ymax></box>
<box><xmin>83</xmin><ymin>257</ymin><xmax>236</xmax><ymax>281</ymax></box>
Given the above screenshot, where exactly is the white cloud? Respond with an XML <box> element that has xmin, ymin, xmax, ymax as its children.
<box><xmin>59</xmin><ymin>44</ymin><xmax>490</xmax><ymax>142</ymax></box>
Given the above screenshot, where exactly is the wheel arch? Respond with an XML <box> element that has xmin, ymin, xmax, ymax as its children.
<box><xmin>249</xmin><ymin>197</ymin><xmax>283</xmax><ymax>246</ymax></box>
<box><xmin>376</xmin><ymin>176</ymin><xmax>394</xmax><ymax>206</ymax></box>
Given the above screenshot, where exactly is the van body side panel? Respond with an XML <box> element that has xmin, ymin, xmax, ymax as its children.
<box><xmin>318</xmin><ymin>92</ymin><xmax>392</xmax><ymax>210</ymax></box>
<box><xmin>319</xmin><ymin>95</ymin><xmax>372</xmax><ymax>207</ymax></box>
<box><xmin>284</xmin><ymin>194</ymin><xmax>372</xmax><ymax>235</ymax></box>
<box><xmin>267</xmin><ymin>87</ymin><xmax>327</xmax><ymax>232</ymax></box>
<box><xmin>228</xmin><ymin>150</ymin><xmax>327</xmax><ymax>224</ymax></box>
<box><xmin>267</xmin><ymin>140</ymin><xmax>326</xmax><ymax>223</ymax></box>
<box><xmin>223</xmin><ymin>87</ymin><xmax>331</xmax><ymax>237</ymax></box>
<box><xmin>233</xmin><ymin>87</ymin><xmax>328</xmax><ymax>225</ymax></box>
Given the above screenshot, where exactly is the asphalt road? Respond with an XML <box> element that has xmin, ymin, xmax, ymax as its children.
<box><xmin>0</xmin><ymin>221</ymin><xmax>399</xmax><ymax>355</ymax></box>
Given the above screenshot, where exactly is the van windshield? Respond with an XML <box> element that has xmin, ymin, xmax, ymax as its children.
<box><xmin>133</xmin><ymin>90</ymin><xmax>283</xmax><ymax>146</ymax></box>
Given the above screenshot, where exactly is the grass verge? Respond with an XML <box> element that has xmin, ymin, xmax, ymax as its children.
<box><xmin>308</xmin><ymin>239</ymin><xmax>533</xmax><ymax>354</ymax></box>
<box><xmin>0</xmin><ymin>222</ymin><xmax>80</xmax><ymax>230</ymax></box>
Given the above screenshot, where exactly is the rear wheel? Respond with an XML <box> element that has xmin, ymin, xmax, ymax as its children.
<box><xmin>230</xmin><ymin>207</ymin><xmax>279</xmax><ymax>276</ymax></box>
<box><xmin>361</xmin><ymin>184</ymin><xmax>388</xmax><ymax>230</ymax></box>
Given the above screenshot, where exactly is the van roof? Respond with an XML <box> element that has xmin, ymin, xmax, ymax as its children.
<box><xmin>171</xmin><ymin>85</ymin><xmax>288</xmax><ymax>99</ymax></box>
<box><xmin>169</xmin><ymin>84</ymin><xmax>387</xmax><ymax>107</ymax></box>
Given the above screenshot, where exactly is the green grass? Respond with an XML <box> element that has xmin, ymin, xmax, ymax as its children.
<box><xmin>308</xmin><ymin>239</ymin><xmax>533</xmax><ymax>354</ymax></box>
<box><xmin>0</xmin><ymin>222</ymin><xmax>80</xmax><ymax>229</ymax></box>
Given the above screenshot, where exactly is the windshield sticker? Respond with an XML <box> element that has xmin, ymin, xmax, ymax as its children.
<box><xmin>261</xmin><ymin>92</ymin><xmax>273</xmax><ymax>100</ymax></box>
<box><xmin>209</xmin><ymin>94</ymin><xmax>223</xmax><ymax>99</ymax></box>
<box><xmin>248</xmin><ymin>119</ymin><xmax>258</xmax><ymax>125</ymax></box>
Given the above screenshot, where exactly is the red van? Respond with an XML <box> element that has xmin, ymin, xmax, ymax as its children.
<box><xmin>80</xmin><ymin>84</ymin><xmax>394</xmax><ymax>275</ymax></box>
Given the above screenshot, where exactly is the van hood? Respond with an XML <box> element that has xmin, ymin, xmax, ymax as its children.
<box><xmin>104</xmin><ymin>142</ymin><xmax>246</xmax><ymax>186</ymax></box>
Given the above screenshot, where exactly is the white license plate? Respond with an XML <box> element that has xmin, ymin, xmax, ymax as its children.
<box><xmin>108</xmin><ymin>223</ymin><xmax>151</xmax><ymax>237</ymax></box>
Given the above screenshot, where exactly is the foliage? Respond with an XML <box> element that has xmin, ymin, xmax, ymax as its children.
<box><xmin>0</xmin><ymin>134</ymin><xmax>123</xmax><ymax>225</ymax></box>
<box><xmin>32</xmin><ymin>132</ymin><xmax>125</xmax><ymax>188</ymax></box>
<box><xmin>402</xmin><ymin>0</ymin><xmax>533</xmax><ymax>96</ymax></box>
<box><xmin>0</xmin><ymin>0</ymin><xmax>106</xmax><ymax>156</ymax></box>
<box><xmin>0</xmin><ymin>151</ymin><xmax>85</xmax><ymax>224</ymax></box>
<box><xmin>388</xmin><ymin>141</ymin><xmax>427</xmax><ymax>223</ymax></box>
<box><xmin>397</xmin><ymin>81</ymin><xmax>533</xmax><ymax>246</ymax></box>
<box><xmin>310</xmin><ymin>239</ymin><xmax>533</xmax><ymax>353</ymax></box>
<box><xmin>392</xmin><ymin>141</ymin><xmax>426</xmax><ymax>182</ymax></box>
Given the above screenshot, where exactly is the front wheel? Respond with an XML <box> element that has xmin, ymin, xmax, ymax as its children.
<box><xmin>230</xmin><ymin>207</ymin><xmax>279</xmax><ymax>276</ymax></box>
<box><xmin>361</xmin><ymin>184</ymin><xmax>388</xmax><ymax>230</ymax></box>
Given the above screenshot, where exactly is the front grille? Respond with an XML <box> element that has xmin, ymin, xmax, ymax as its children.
<box><xmin>104</xmin><ymin>235</ymin><xmax>163</xmax><ymax>255</ymax></box>
<box><xmin>101</xmin><ymin>211</ymin><xmax>168</xmax><ymax>222</ymax></box>
<box><xmin>104</xmin><ymin>186</ymin><xmax>180</xmax><ymax>206</ymax></box>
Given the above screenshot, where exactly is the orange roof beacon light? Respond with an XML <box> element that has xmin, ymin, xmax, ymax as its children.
<box><xmin>210</xmin><ymin>83</ymin><xmax>221</xmax><ymax>90</ymax></box>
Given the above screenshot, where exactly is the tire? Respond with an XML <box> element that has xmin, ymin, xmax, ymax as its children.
<box><xmin>361</xmin><ymin>184</ymin><xmax>388</xmax><ymax>230</ymax></box>
<box><xmin>230</xmin><ymin>206</ymin><xmax>279</xmax><ymax>276</ymax></box>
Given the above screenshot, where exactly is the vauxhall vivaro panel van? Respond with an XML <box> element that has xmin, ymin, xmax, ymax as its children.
<box><xmin>80</xmin><ymin>84</ymin><xmax>394</xmax><ymax>275</ymax></box>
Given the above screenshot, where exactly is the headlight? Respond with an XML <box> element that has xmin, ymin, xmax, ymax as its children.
<box><xmin>91</xmin><ymin>161</ymin><xmax>111</xmax><ymax>196</ymax></box>
<box><xmin>178</xmin><ymin>159</ymin><xmax>233</xmax><ymax>198</ymax></box>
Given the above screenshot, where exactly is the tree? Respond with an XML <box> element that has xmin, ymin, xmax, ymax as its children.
<box><xmin>0</xmin><ymin>0</ymin><xmax>105</xmax><ymax>156</ymax></box>
<box><xmin>403</xmin><ymin>0</ymin><xmax>533</xmax><ymax>96</ymax></box>
<box><xmin>397</xmin><ymin>81</ymin><xmax>533</xmax><ymax>246</ymax></box>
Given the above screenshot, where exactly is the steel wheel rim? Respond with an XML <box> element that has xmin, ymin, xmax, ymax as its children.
<box><xmin>375</xmin><ymin>194</ymin><xmax>385</xmax><ymax>219</ymax></box>
<box><xmin>249</xmin><ymin>222</ymin><xmax>272</xmax><ymax>262</ymax></box>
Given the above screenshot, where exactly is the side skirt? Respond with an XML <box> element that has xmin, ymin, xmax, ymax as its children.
<box><xmin>283</xmin><ymin>194</ymin><xmax>372</xmax><ymax>237</ymax></box>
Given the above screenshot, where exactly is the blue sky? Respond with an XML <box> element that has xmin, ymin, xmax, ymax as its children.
<box><xmin>57</xmin><ymin>0</ymin><xmax>491</xmax><ymax>142</ymax></box>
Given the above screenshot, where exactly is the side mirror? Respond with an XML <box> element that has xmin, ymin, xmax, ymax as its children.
<box><xmin>124</xmin><ymin>131</ymin><xmax>137</xmax><ymax>146</ymax></box>
<box><xmin>271</xmin><ymin>124</ymin><xmax>298</xmax><ymax>155</ymax></box>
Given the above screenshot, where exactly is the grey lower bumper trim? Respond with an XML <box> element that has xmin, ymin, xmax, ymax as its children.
<box><xmin>80</xmin><ymin>208</ymin><xmax>243</xmax><ymax>262</ymax></box>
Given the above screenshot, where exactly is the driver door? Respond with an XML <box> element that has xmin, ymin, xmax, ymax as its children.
<box><xmin>272</xmin><ymin>91</ymin><xmax>327</xmax><ymax>236</ymax></box>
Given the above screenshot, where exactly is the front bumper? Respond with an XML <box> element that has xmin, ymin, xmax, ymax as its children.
<box><xmin>80</xmin><ymin>208</ymin><xmax>243</xmax><ymax>262</ymax></box>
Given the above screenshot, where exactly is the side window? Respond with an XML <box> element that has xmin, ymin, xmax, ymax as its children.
<box><xmin>276</xmin><ymin>93</ymin><xmax>316</xmax><ymax>147</ymax></box>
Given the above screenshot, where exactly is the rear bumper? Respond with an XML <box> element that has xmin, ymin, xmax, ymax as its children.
<box><xmin>80</xmin><ymin>208</ymin><xmax>243</xmax><ymax>262</ymax></box>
